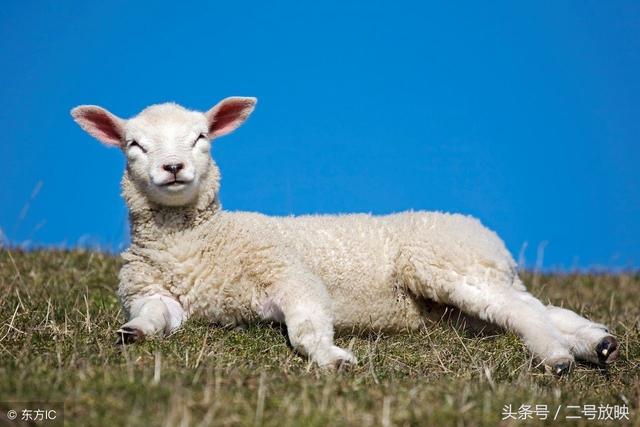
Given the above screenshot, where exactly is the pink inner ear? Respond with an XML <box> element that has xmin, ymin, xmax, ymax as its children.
<box><xmin>73</xmin><ymin>107</ymin><xmax>123</xmax><ymax>146</ymax></box>
<box><xmin>208</xmin><ymin>98</ymin><xmax>255</xmax><ymax>137</ymax></box>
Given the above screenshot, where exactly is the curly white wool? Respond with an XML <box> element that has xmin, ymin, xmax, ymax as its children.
<box><xmin>71</xmin><ymin>98</ymin><xmax>618</xmax><ymax>371</ymax></box>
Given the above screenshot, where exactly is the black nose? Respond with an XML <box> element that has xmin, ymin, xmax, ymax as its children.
<box><xmin>163</xmin><ymin>163</ymin><xmax>184</xmax><ymax>175</ymax></box>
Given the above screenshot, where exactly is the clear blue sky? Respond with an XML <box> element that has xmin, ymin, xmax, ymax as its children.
<box><xmin>1</xmin><ymin>2</ymin><xmax>638</xmax><ymax>270</ymax></box>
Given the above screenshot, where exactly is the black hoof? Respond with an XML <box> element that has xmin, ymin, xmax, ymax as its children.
<box><xmin>333</xmin><ymin>358</ymin><xmax>355</xmax><ymax>372</ymax></box>
<box><xmin>553</xmin><ymin>360</ymin><xmax>572</xmax><ymax>376</ymax></box>
<box><xmin>596</xmin><ymin>336</ymin><xmax>619</xmax><ymax>365</ymax></box>
<box><xmin>115</xmin><ymin>326</ymin><xmax>144</xmax><ymax>345</ymax></box>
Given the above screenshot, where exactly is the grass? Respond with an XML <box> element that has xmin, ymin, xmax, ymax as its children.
<box><xmin>0</xmin><ymin>249</ymin><xmax>638</xmax><ymax>426</ymax></box>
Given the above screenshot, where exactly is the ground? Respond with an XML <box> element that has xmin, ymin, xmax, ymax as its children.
<box><xmin>0</xmin><ymin>249</ymin><xmax>638</xmax><ymax>426</ymax></box>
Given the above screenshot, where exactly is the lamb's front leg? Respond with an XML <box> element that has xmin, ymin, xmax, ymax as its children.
<box><xmin>116</xmin><ymin>294</ymin><xmax>186</xmax><ymax>345</ymax></box>
<box><xmin>262</xmin><ymin>274</ymin><xmax>356</xmax><ymax>369</ymax></box>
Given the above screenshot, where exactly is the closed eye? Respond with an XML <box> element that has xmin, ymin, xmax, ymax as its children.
<box><xmin>192</xmin><ymin>133</ymin><xmax>207</xmax><ymax>147</ymax></box>
<box><xmin>127</xmin><ymin>140</ymin><xmax>147</xmax><ymax>153</ymax></box>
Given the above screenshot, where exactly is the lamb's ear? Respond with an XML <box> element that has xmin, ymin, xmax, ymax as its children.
<box><xmin>70</xmin><ymin>105</ymin><xmax>125</xmax><ymax>147</ymax></box>
<box><xmin>205</xmin><ymin>97</ymin><xmax>257</xmax><ymax>138</ymax></box>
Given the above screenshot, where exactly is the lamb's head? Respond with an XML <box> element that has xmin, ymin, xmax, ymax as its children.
<box><xmin>71</xmin><ymin>97</ymin><xmax>256</xmax><ymax>207</ymax></box>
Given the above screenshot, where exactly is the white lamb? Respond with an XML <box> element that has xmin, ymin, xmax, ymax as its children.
<box><xmin>71</xmin><ymin>97</ymin><xmax>619</xmax><ymax>374</ymax></box>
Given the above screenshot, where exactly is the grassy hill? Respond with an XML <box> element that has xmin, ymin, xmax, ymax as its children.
<box><xmin>0</xmin><ymin>249</ymin><xmax>638</xmax><ymax>426</ymax></box>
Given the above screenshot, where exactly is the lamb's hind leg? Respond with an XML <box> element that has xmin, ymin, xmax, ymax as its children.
<box><xmin>424</xmin><ymin>274</ymin><xmax>574</xmax><ymax>375</ymax></box>
<box><xmin>116</xmin><ymin>294</ymin><xmax>186</xmax><ymax>344</ymax></box>
<box><xmin>546</xmin><ymin>305</ymin><xmax>619</xmax><ymax>365</ymax></box>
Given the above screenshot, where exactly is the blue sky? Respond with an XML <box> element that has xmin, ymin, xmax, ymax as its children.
<box><xmin>1</xmin><ymin>1</ymin><xmax>638</xmax><ymax>269</ymax></box>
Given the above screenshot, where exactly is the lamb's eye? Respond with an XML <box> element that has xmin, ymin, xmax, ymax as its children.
<box><xmin>193</xmin><ymin>134</ymin><xmax>207</xmax><ymax>147</ymax></box>
<box><xmin>128</xmin><ymin>140</ymin><xmax>147</xmax><ymax>153</ymax></box>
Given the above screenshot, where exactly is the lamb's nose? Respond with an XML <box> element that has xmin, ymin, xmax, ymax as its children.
<box><xmin>163</xmin><ymin>163</ymin><xmax>184</xmax><ymax>175</ymax></box>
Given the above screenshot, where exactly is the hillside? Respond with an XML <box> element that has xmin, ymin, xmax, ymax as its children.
<box><xmin>0</xmin><ymin>249</ymin><xmax>638</xmax><ymax>426</ymax></box>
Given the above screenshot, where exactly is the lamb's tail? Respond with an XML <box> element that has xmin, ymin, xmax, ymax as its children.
<box><xmin>512</xmin><ymin>273</ymin><xmax>527</xmax><ymax>291</ymax></box>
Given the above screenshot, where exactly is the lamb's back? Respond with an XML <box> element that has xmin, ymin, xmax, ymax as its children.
<box><xmin>274</xmin><ymin>210</ymin><xmax>518</xmax><ymax>330</ymax></box>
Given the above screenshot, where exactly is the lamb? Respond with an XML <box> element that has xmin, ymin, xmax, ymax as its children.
<box><xmin>71</xmin><ymin>97</ymin><xmax>619</xmax><ymax>374</ymax></box>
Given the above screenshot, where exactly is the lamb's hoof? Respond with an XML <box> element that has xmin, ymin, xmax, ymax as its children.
<box><xmin>596</xmin><ymin>336</ymin><xmax>619</xmax><ymax>365</ymax></box>
<box><xmin>333</xmin><ymin>357</ymin><xmax>356</xmax><ymax>372</ymax></box>
<box><xmin>553</xmin><ymin>360</ymin><xmax>572</xmax><ymax>376</ymax></box>
<box><xmin>545</xmin><ymin>357</ymin><xmax>573</xmax><ymax>376</ymax></box>
<box><xmin>322</xmin><ymin>346</ymin><xmax>357</xmax><ymax>372</ymax></box>
<box><xmin>116</xmin><ymin>326</ymin><xmax>144</xmax><ymax>345</ymax></box>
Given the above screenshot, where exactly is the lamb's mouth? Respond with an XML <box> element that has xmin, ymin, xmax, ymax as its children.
<box><xmin>159</xmin><ymin>180</ymin><xmax>191</xmax><ymax>188</ymax></box>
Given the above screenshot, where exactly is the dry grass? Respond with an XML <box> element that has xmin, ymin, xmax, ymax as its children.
<box><xmin>0</xmin><ymin>249</ymin><xmax>638</xmax><ymax>426</ymax></box>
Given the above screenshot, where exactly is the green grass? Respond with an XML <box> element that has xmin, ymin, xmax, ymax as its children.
<box><xmin>0</xmin><ymin>249</ymin><xmax>638</xmax><ymax>426</ymax></box>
